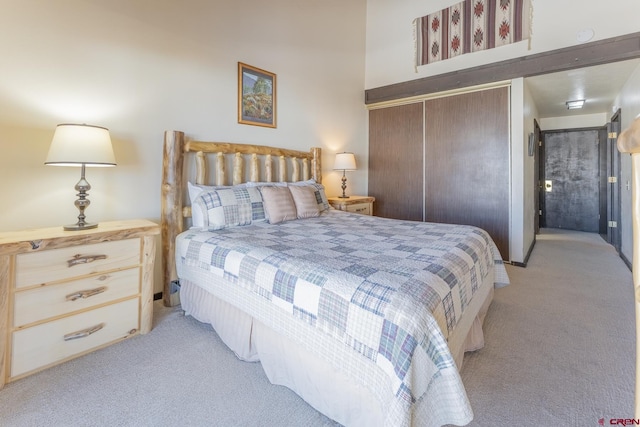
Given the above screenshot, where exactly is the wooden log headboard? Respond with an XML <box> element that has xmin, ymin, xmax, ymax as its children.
<box><xmin>161</xmin><ymin>130</ymin><xmax>322</xmax><ymax>307</ymax></box>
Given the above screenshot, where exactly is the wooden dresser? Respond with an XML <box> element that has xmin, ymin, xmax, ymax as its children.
<box><xmin>328</xmin><ymin>196</ymin><xmax>375</xmax><ymax>216</ymax></box>
<box><xmin>0</xmin><ymin>219</ymin><xmax>159</xmax><ymax>388</ymax></box>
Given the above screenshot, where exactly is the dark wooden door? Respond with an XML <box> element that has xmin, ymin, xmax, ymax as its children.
<box><xmin>368</xmin><ymin>103</ymin><xmax>424</xmax><ymax>221</ymax></box>
<box><xmin>424</xmin><ymin>87</ymin><xmax>510</xmax><ymax>259</ymax></box>
<box><xmin>543</xmin><ymin>129</ymin><xmax>600</xmax><ymax>232</ymax></box>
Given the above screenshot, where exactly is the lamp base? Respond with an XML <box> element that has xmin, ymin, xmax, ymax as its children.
<box><xmin>338</xmin><ymin>195</ymin><xmax>350</xmax><ymax>198</ymax></box>
<box><xmin>64</xmin><ymin>222</ymin><xmax>98</xmax><ymax>231</ymax></box>
<box><xmin>64</xmin><ymin>164</ymin><xmax>99</xmax><ymax>231</ymax></box>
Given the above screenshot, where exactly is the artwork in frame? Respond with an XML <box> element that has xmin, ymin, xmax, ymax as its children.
<box><xmin>238</xmin><ymin>62</ymin><xmax>276</xmax><ymax>128</ymax></box>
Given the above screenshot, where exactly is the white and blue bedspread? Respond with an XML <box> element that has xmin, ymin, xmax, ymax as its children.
<box><xmin>176</xmin><ymin>209</ymin><xmax>508</xmax><ymax>426</ymax></box>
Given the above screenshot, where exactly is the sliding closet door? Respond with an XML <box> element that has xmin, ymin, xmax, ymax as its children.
<box><xmin>424</xmin><ymin>87</ymin><xmax>510</xmax><ymax>259</ymax></box>
<box><xmin>369</xmin><ymin>103</ymin><xmax>424</xmax><ymax>221</ymax></box>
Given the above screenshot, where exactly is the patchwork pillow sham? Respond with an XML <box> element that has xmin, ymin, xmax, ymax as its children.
<box><xmin>188</xmin><ymin>181</ymin><xmax>241</xmax><ymax>203</ymax></box>
<box><xmin>191</xmin><ymin>186</ymin><xmax>266</xmax><ymax>229</ymax></box>
<box><xmin>188</xmin><ymin>182</ymin><xmax>243</xmax><ymax>228</ymax></box>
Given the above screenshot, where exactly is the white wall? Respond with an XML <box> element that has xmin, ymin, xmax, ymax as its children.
<box><xmin>521</xmin><ymin>79</ymin><xmax>539</xmax><ymax>261</ymax></box>
<box><xmin>508</xmin><ymin>77</ymin><xmax>539</xmax><ymax>264</ymax></box>
<box><xmin>510</xmin><ymin>79</ymin><xmax>525</xmax><ymax>263</ymax></box>
<box><xmin>365</xmin><ymin>0</ymin><xmax>640</xmax><ymax>89</ymax></box>
<box><xmin>0</xmin><ymin>0</ymin><xmax>368</xmax><ymax>292</ymax></box>
<box><xmin>613</xmin><ymin>64</ymin><xmax>640</xmax><ymax>263</ymax></box>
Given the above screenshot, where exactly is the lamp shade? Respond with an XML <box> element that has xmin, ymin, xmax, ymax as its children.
<box><xmin>333</xmin><ymin>152</ymin><xmax>356</xmax><ymax>171</ymax></box>
<box><xmin>45</xmin><ymin>124</ymin><xmax>116</xmax><ymax>167</ymax></box>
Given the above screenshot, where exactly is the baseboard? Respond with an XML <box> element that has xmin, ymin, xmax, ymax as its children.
<box><xmin>510</xmin><ymin>236</ymin><xmax>536</xmax><ymax>268</ymax></box>
<box><xmin>620</xmin><ymin>252</ymin><xmax>632</xmax><ymax>271</ymax></box>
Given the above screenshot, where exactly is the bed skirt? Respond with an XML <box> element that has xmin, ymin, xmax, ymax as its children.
<box><xmin>179</xmin><ymin>269</ymin><xmax>494</xmax><ymax>427</ymax></box>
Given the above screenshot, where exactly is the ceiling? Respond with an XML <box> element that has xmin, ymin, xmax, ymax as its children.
<box><xmin>525</xmin><ymin>58</ymin><xmax>640</xmax><ymax>118</ymax></box>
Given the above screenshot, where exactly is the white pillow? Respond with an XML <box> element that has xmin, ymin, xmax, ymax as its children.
<box><xmin>245</xmin><ymin>181</ymin><xmax>287</xmax><ymax>188</ymax></box>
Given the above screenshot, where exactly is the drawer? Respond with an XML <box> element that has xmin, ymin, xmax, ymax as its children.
<box><xmin>345</xmin><ymin>203</ymin><xmax>371</xmax><ymax>215</ymax></box>
<box><xmin>13</xmin><ymin>268</ymin><xmax>140</xmax><ymax>327</ymax></box>
<box><xmin>11</xmin><ymin>298</ymin><xmax>139</xmax><ymax>378</ymax></box>
<box><xmin>15</xmin><ymin>238</ymin><xmax>141</xmax><ymax>289</ymax></box>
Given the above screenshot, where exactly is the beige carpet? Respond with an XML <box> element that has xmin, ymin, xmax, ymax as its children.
<box><xmin>0</xmin><ymin>228</ymin><xmax>634</xmax><ymax>426</ymax></box>
<box><xmin>460</xmin><ymin>228</ymin><xmax>634</xmax><ymax>426</ymax></box>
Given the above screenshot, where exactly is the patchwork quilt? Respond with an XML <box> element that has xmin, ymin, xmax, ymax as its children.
<box><xmin>176</xmin><ymin>209</ymin><xmax>508</xmax><ymax>427</ymax></box>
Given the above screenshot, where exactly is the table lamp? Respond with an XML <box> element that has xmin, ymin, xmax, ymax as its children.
<box><xmin>45</xmin><ymin>124</ymin><xmax>116</xmax><ymax>230</ymax></box>
<box><xmin>333</xmin><ymin>152</ymin><xmax>357</xmax><ymax>198</ymax></box>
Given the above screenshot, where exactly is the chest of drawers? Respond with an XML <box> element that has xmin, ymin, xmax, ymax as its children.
<box><xmin>327</xmin><ymin>196</ymin><xmax>375</xmax><ymax>216</ymax></box>
<box><xmin>0</xmin><ymin>219</ymin><xmax>159</xmax><ymax>387</ymax></box>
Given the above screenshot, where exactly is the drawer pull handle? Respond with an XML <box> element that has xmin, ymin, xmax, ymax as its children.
<box><xmin>64</xmin><ymin>323</ymin><xmax>105</xmax><ymax>341</ymax></box>
<box><xmin>66</xmin><ymin>286</ymin><xmax>108</xmax><ymax>301</ymax></box>
<box><xmin>67</xmin><ymin>254</ymin><xmax>107</xmax><ymax>267</ymax></box>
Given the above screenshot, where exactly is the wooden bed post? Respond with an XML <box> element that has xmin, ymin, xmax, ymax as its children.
<box><xmin>617</xmin><ymin>116</ymin><xmax>640</xmax><ymax>418</ymax></box>
<box><xmin>160</xmin><ymin>134</ymin><xmax>321</xmax><ymax>307</ymax></box>
<box><xmin>312</xmin><ymin>147</ymin><xmax>322</xmax><ymax>183</ymax></box>
<box><xmin>161</xmin><ymin>130</ymin><xmax>185</xmax><ymax>307</ymax></box>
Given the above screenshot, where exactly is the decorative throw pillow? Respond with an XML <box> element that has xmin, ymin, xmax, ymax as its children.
<box><xmin>188</xmin><ymin>181</ymin><xmax>240</xmax><ymax>203</ymax></box>
<box><xmin>260</xmin><ymin>186</ymin><xmax>298</xmax><ymax>224</ymax></box>
<box><xmin>191</xmin><ymin>186</ymin><xmax>266</xmax><ymax>229</ymax></box>
<box><xmin>288</xmin><ymin>180</ymin><xmax>330</xmax><ymax>212</ymax></box>
<box><xmin>289</xmin><ymin>185</ymin><xmax>320</xmax><ymax>218</ymax></box>
<box><xmin>188</xmin><ymin>182</ymin><xmax>242</xmax><ymax>228</ymax></box>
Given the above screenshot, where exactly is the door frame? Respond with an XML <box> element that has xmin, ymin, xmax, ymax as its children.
<box><xmin>538</xmin><ymin>131</ymin><xmax>546</xmax><ymax>229</ymax></box>
<box><xmin>540</xmin><ymin>126</ymin><xmax>605</xmax><ymax>232</ymax></box>
<box><xmin>607</xmin><ymin>109</ymin><xmax>622</xmax><ymax>252</ymax></box>
<box><xmin>533</xmin><ymin>119</ymin><xmax>541</xmax><ymax>234</ymax></box>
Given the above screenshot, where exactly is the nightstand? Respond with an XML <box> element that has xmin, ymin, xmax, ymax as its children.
<box><xmin>0</xmin><ymin>219</ymin><xmax>160</xmax><ymax>388</ymax></box>
<box><xmin>328</xmin><ymin>196</ymin><xmax>375</xmax><ymax>216</ymax></box>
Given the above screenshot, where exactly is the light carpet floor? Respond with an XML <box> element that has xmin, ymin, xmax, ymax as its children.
<box><xmin>0</xmin><ymin>228</ymin><xmax>634</xmax><ymax>426</ymax></box>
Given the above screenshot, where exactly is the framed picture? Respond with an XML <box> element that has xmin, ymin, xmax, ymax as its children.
<box><xmin>238</xmin><ymin>62</ymin><xmax>276</xmax><ymax>128</ymax></box>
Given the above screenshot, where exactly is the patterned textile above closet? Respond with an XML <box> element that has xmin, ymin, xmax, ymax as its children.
<box><xmin>414</xmin><ymin>0</ymin><xmax>532</xmax><ymax>66</ymax></box>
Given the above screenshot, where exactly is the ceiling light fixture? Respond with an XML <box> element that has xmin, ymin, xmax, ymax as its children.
<box><xmin>566</xmin><ymin>99</ymin><xmax>585</xmax><ymax>110</ymax></box>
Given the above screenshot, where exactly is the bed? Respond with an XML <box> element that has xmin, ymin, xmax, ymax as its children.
<box><xmin>161</xmin><ymin>130</ymin><xmax>509</xmax><ymax>427</ymax></box>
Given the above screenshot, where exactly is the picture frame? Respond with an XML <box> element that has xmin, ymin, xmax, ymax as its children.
<box><xmin>238</xmin><ymin>62</ymin><xmax>276</xmax><ymax>128</ymax></box>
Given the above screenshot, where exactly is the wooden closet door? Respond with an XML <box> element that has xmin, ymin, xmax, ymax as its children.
<box><xmin>424</xmin><ymin>87</ymin><xmax>510</xmax><ymax>259</ymax></box>
<box><xmin>369</xmin><ymin>103</ymin><xmax>424</xmax><ymax>221</ymax></box>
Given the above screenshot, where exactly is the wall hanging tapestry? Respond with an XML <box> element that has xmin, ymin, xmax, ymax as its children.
<box><xmin>414</xmin><ymin>0</ymin><xmax>532</xmax><ymax>67</ymax></box>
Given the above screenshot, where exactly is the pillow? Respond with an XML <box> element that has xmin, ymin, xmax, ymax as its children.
<box><xmin>245</xmin><ymin>181</ymin><xmax>287</xmax><ymax>188</ymax></box>
<box><xmin>260</xmin><ymin>186</ymin><xmax>297</xmax><ymax>224</ymax></box>
<box><xmin>288</xmin><ymin>180</ymin><xmax>330</xmax><ymax>212</ymax></box>
<box><xmin>191</xmin><ymin>186</ymin><xmax>266</xmax><ymax>229</ymax></box>
<box><xmin>289</xmin><ymin>185</ymin><xmax>320</xmax><ymax>219</ymax></box>
<box><xmin>188</xmin><ymin>181</ymin><xmax>242</xmax><ymax>203</ymax></box>
<box><xmin>288</xmin><ymin>179</ymin><xmax>316</xmax><ymax>186</ymax></box>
